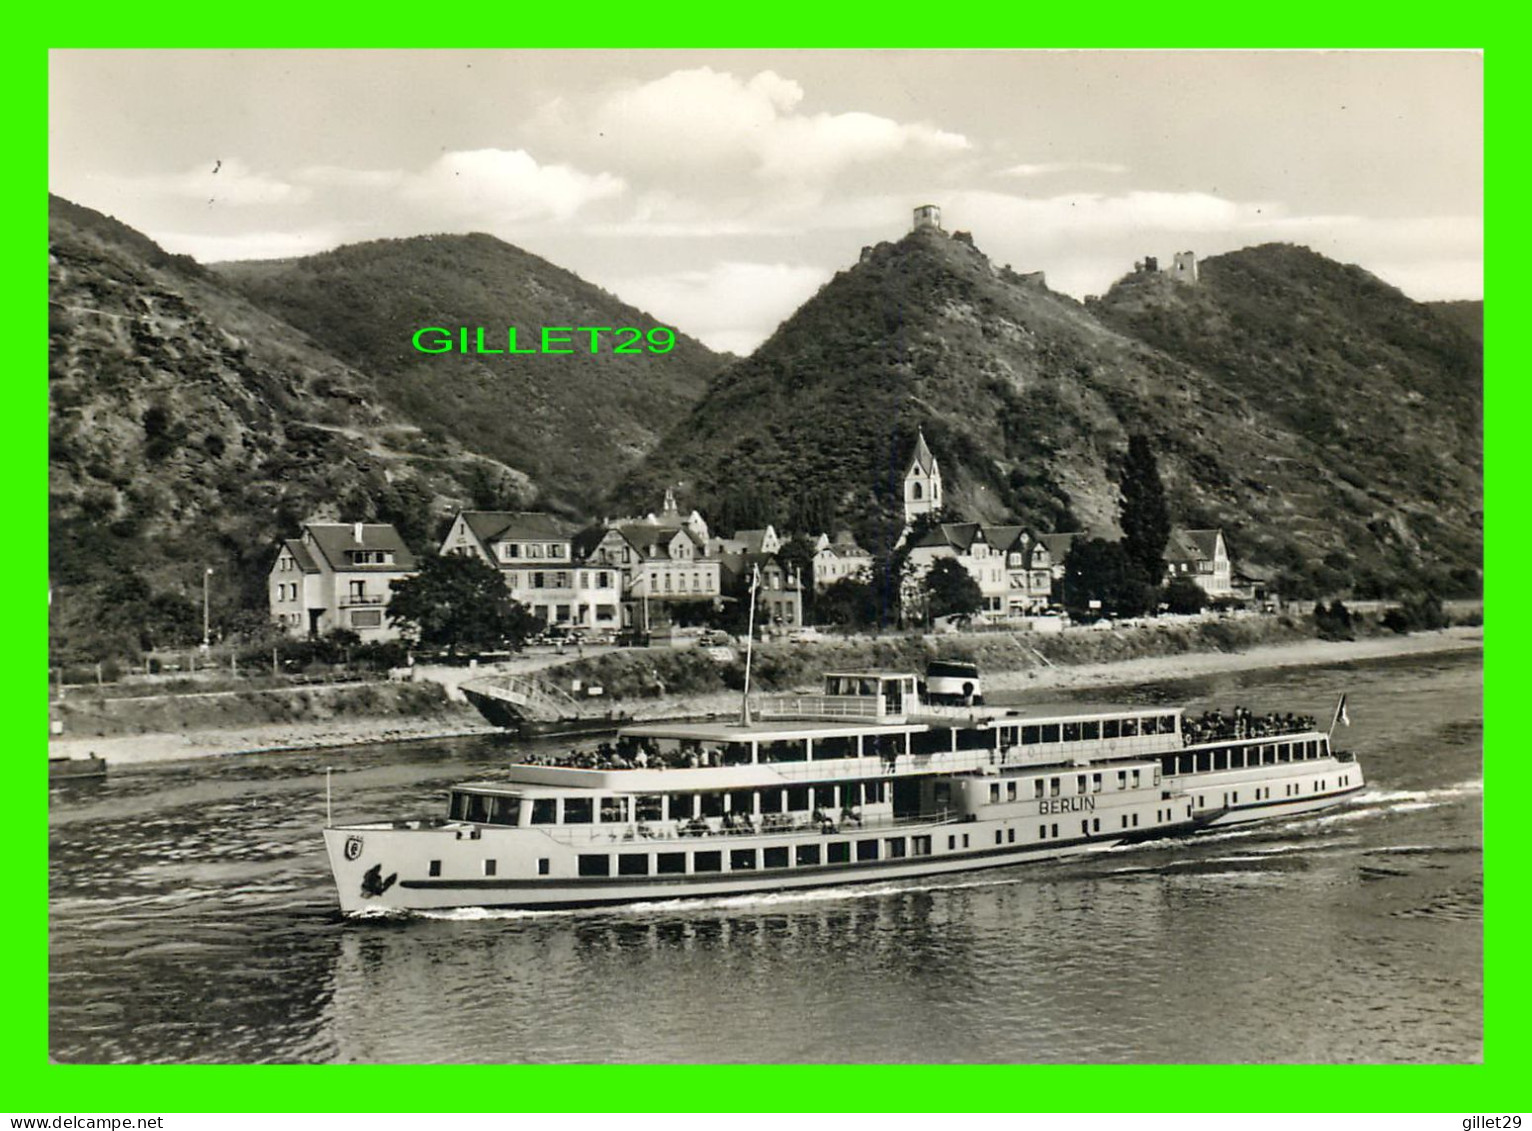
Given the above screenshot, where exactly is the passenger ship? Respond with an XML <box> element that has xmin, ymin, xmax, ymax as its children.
<box><xmin>322</xmin><ymin>669</ymin><xmax>1365</xmax><ymax>914</ymax></box>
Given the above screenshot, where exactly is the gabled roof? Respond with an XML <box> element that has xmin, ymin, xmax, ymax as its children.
<box><xmin>614</xmin><ymin>522</ymin><xmax>697</xmax><ymax>559</ymax></box>
<box><xmin>304</xmin><ymin>524</ymin><xmax>417</xmax><ymax>572</ymax></box>
<box><xmin>982</xmin><ymin>524</ymin><xmax>1025</xmax><ymax>553</ymax></box>
<box><xmin>1037</xmin><ymin>532</ymin><xmax>1080</xmax><ymax>561</ymax></box>
<box><xmin>460</xmin><ymin>510</ymin><xmax>567</xmax><ymax>546</ymax></box>
<box><xmin>280</xmin><ymin>538</ymin><xmax>320</xmax><ymax>574</ymax></box>
<box><xmin>1165</xmin><ymin>528</ymin><xmax>1224</xmax><ymax>564</ymax></box>
<box><xmin>906</xmin><ymin>428</ymin><xmax>938</xmax><ymax>475</ymax></box>
<box><xmin>913</xmin><ymin>522</ymin><xmax>984</xmax><ymax>553</ymax></box>
<box><xmin>831</xmin><ymin>540</ymin><xmax>871</xmax><ymax>559</ymax></box>
<box><xmin>733</xmin><ymin>527</ymin><xmax>775</xmax><ymax>554</ymax></box>
<box><xmin>571</xmin><ymin>525</ymin><xmax>609</xmax><ymax>560</ymax></box>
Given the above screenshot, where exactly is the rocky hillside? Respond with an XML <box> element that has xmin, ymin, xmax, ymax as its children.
<box><xmin>48</xmin><ymin>196</ymin><xmax>526</xmax><ymax>662</ymax></box>
<box><xmin>620</xmin><ymin>228</ymin><xmax>1481</xmax><ymax>597</ymax></box>
<box><xmin>1090</xmin><ymin>246</ymin><xmax>1481</xmax><ymax>596</ymax></box>
<box><xmin>216</xmin><ymin>235</ymin><xmax>725</xmax><ymax>512</ymax></box>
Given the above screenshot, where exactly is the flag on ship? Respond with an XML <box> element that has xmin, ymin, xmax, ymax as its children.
<box><xmin>1330</xmin><ymin>693</ymin><xmax>1350</xmax><ymax>732</ymax></box>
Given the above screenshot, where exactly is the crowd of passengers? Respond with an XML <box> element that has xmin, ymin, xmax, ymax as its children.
<box><xmin>1181</xmin><ymin>706</ymin><xmax>1318</xmax><ymax>746</ymax></box>
<box><xmin>516</xmin><ymin>737</ymin><xmax>738</xmax><ymax>771</ymax></box>
<box><xmin>516</xmin><ymin>734</ymin><xmax>904</xmax><ymax>771</ymax></box>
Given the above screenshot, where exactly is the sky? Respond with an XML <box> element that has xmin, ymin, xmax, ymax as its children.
<box><xmin>50</xmin><ymin>50</ymin><xmax>1482</xmax><ymax>357</ymax></box>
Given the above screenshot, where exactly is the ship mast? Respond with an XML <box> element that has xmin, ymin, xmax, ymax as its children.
<box><xmin>740</xmin><ymin>563</ymin><xmax>760</xmax><ymax>726</ymax></box>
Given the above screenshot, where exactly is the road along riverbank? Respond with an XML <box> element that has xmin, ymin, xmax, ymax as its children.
<box><xmin>47</xmin><ymin>625</ymin><xmax>1480</xmax><ymax>766</ymax></box>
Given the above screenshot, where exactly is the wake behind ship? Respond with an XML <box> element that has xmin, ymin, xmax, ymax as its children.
<box><xmin>323</xmin><ymin>669</ymin><xmax>1364</xmax><ymax>913</ymax></box>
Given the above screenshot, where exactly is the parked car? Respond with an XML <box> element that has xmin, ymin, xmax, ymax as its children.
<box><xmin>615</xmin><ymin>629</ymin><xmax>652</xmax><ymax>648</ymax></box>
<box><xmin>697</xmin><ymin>629</ymin><xmax>735</xmax><ymax>647</ymax></box>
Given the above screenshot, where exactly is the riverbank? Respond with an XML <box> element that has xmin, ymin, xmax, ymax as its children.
<box><xmin>47</xmin><ymin>626</ymin><xmax>1480</xmax><ymax>767</ymax></box>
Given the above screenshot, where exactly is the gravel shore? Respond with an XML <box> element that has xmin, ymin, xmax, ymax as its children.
<box><xmin>48</xmin><ymin>626</ymin><xmax>1480</xmax><ymax>768</ymax></box>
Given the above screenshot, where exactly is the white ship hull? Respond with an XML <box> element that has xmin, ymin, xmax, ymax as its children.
<box><xmin>324</xmin><ymin>760</ymin><xmax>1362</xmax><ymax>914</ymax></box>
<box><xmin>322</xmin><ymin>666</ymin><xmax>1366</xmax><ymax>915</ymax></box>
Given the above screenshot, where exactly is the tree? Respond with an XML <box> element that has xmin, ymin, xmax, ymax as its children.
<box><xmin>816</xmin><ymin>572</ymin><xmax>879</xmax><ymax>628</ymax></box>
<box><xmin>1163</xmin><ymin>576</ymin><xmax>1208</xmax><ymax>615</ymax></box>
<box><xmin>1119</xmin><ymin>433</ymin><xmax>1171</xmax><ymax>590</ymax></box>
<box><xmin>923</xmin><ymin>558</ymin><xmax>985</xmax><ymax>621</ymax></box>
<box><xmin>387</xmin><ymin>553</ymin><xmax>540</xmax><ymax>655</ymax></box>
<box><xmin>1062</xmin><ymin>538</ymin><xmax>1137</xmax><ymax>618</ymax></box>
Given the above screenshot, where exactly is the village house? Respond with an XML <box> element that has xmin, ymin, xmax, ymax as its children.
<box><xmin>906</xmin><ymin>523</ymin><xmax>1058</xmax><ymax>619</ymax></box>
<box><xmin>716</xmin><ymin>551</ymin><xmax>805</xmax><ymax>630</ymax></box>
<box><xmin>440</xmin><ymin>510</ymin><xmax>622</xmax><ymax>630</ymax></box>
<box><xmin>269</xmin><ymin>522</ymin><xmax>417</xmax><ymax>642</ymax></box>
<box><xmin>579</xmin><ymin>489</ymin><xmax>722</xmax><ymax>629</ymax></box>
<box><xmin>810</xmin><ymin>532</ymin><xmax>873</xmax><ymax>591</ymax></box>
<box><xmin>1164</xmin><ymin>527</ymin><xmax>1234</xmax><ymax>598</ymax></box>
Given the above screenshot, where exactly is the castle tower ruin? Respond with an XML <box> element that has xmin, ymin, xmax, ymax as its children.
<box><xmin>913</xmin><ymin>204</ymin><xmax>943</xmax><ymax>232</ymax></box>
<box><xmin>1171</xmin><ymin>251</ymin><xmax>1198</xmax><ymax>284</ymax></box>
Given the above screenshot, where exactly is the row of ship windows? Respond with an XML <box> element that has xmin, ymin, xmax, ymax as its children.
<box><xmin>987</xmin><ymin>768</ymin><xmax>1154</xmax><ymax>804</ymax></box>
<box><xmin>1164</xmin><ymin>740</ymin><xmax>1325</xmax><ymax>774</ymax></box>
<box><xmin>450</xmin><ymin>781</ymin><xmax>892</xmax><ymax>827</ymax></box>
<box><xmin>997</xmin><ymin>715</ymin><xmax>1179</xmax><ymax>747</ymax></box>
<box><xmin>433</xmin><ymin>809</ymin><xmax>1210</xmax><ymax>880</ymax></box>
<box><xmin>1197</xmin><ymin>775</ymin><xmax>1352</xmax><ymax>808</ymax></box>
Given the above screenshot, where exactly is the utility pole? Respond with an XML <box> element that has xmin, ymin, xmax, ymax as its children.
<box><xmin>202</xmin><ymin>567</ymin><xmax>214</xmax><ymax>651</ymax></box>
<box><xmin>740</xmin><ymin>564</ymin><xmax>760</xmax><ymax>726</ymax></box>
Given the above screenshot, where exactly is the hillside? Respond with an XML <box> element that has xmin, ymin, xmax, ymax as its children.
<box><xmin>620</xmin><ymin>228</ymin><xmax>1481</xmax><ymax>597</ymax></box>
<box><xmin>1426</xmin><ymin>299</ymin><xmax>1484</xmax><ymax>345</ymax></box>
<box><xmin>1090</xmin><ymin>246</ymin><xmax>1482</xmax><ymax>595</ymax></box>
<box><xmin>48</xmin><ymin>195</ymin><xmax>527</xmax><ymax>663</ymax></box>
<box><xmin>215</xmin><ymin>235</ymin><xmax>724</xmax><ymax>512</ymax></box>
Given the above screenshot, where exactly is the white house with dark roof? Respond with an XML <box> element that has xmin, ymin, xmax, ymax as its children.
<box><xmin>574</xmin><ymin>490</ymin><xmax>724</xmax><ymax>628</ymax></box>
<box><xmin>269</xmin><ymin>522</ymin><xmax>417</xmax><ymax>641</ymax></box>
<box><xmin>906</xmin><ymin>522</ymin><xmax>1060</xmax><ymax>617</ymax></box>
<box><xmin>1164</xmin><ymin>528</ymin><xmax>1233</xmax><ymax>597</ymax></box>
<box><xmin>810</xmin><ymin>532</ymin><xmax>873</xmax><ymax>591</ymax></box>
<box><xmin>440</xmin><ymin>510</ymin><xmax>621</xmax><ymax>629</ymax></box>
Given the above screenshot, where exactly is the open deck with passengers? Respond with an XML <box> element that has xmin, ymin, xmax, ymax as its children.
<box><xmin>322</xmin><ymin>667</ymin><xmax>1365</xmax><ymax>913</ymax></box>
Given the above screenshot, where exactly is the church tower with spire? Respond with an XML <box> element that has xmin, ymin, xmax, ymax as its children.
<box><xmin>902</xmin><ymin>428</ymin><xmax>943</xmax><ymax>524</ymax></box>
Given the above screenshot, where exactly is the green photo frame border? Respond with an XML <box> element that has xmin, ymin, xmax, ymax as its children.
<box><xmin>19</xmin><ymin>9</ymin><xmax>1509</xmax><ymax>1113</ymax></box>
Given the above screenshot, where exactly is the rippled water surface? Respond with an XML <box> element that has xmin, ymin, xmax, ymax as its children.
<box><xmin>49</xmin><ymin>649</ymin><xmax>1483</xmax><ymax>1063</ymax></box>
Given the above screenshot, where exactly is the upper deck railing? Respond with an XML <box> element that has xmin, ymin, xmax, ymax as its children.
<box><xmin>755</xmin><ymin>694</ymin><xmax>883</xmax><ymax>721</ymax></box>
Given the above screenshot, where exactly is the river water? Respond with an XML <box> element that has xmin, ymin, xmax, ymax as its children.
<box><xmin>48</xmin><ymin>648</ymin><xmax>1482</xmax><ymax>1064</ymax></box>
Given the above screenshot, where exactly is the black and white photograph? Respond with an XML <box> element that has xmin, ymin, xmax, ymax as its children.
<box><xmin>47</xmin><ymin>49</ymin><xmax>1483</xmax><ymax>1065</ymax></box>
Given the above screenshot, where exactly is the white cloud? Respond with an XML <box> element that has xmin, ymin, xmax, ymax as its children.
<box><xmin>575</xmin><ymin>67</ymin><xmax>967</xmax><ymax>184</ymax></box>
<box><xmin>399</xmin><ymin>148</ymin><xmax>625</xmax><ymax>222</ymax></box>
<box><xmin>605</xmin><ymin>260</ymin><xmax>832</xmax><ymax>355</ymax></box>
<box><xmin>93</xmin><ymin>158</ymin><xmax>309</xmax><ymax>207</ymax></box>
<box><xmin>999</xmin><ymin>161</ymin><xmax>1128</xmax><ymax>177</ymax></box>
<box><xmin>152</xmin><ymin>227</ymin><xmax>344</xmax><ymax>262</ymax></box>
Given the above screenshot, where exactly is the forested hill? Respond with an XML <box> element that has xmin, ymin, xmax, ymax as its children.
<box><xmin>618</xmin><ymin>227</ymin><xmax>1482</xmax><ymax>598</ymax></box>
<box><xmin>216</xmin><ymin>234</ymin><xmax>726</xmax><ymax>513</ymax></box>
<box><xmin>48</xmin><ymin>195</ymin><xmax>524</xmax><ymax>662</ymax></box>
<box><xmin>1089</xmin><ymin>244</ymin><xmax>1481</xmax><ymax>595</ymax></box>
